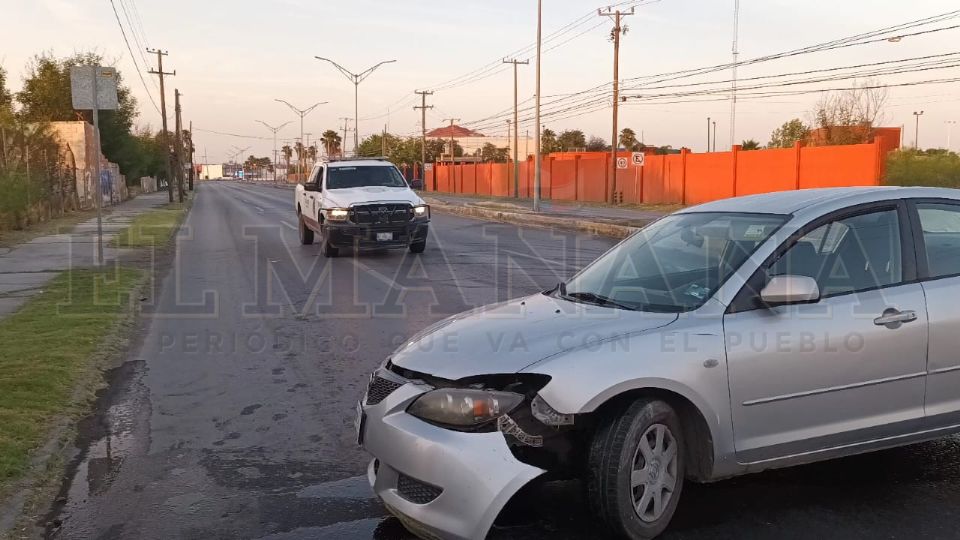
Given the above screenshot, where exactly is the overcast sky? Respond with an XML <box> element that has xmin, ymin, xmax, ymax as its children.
<box><xmin>3</xmin><ymin>0</ymin><xmax>959</xmax><ymax>162</ymax></box>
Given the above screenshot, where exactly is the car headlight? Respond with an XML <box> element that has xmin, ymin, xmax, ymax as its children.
<box><xmin>325</xmin><ymin>208</ymin><xmax>349</xmax><ymax>221</ymax></box>
<box><xmin>413</xmin><ymin>205</ymin><xmax>430</xmax><ymax>219</ymax></box>
<box><xmin>408</xmin><ymin>388</ymin><xmax>523</xmax><ymax>427</ymax></box>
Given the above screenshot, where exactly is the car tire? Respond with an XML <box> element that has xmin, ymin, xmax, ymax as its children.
<box><xmin>298</xmin><ymin>214</ymin><xmax>314</xmax><ymax>245</ymax></box>
<box><xmin>587</xmin><ymin>398</ymin><xmax>685</xmax><ymax>540</ymax></box>
<box><xmin>409</xmin><ymin>240</ymin><xmax>426</xmax><ymax>254</ymax></box>
<box><xmin>319</xmin><ymin>225</ymin><xmax>339</xmax><ymax>258</ymax></box>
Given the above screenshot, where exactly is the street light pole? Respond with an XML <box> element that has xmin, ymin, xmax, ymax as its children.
<box><xmin>913</xmin><ymin>111</ymin><xmax>925</xmax><ymax>149</ymax></box>
<box><xmin>256</xmin><ymin>120</ymin><xmax>291</xmax><ymax>183</ymax></box>
<box><xmin>946</xmin><ymin>120</ymin><xmax>957</xmax><ymax>151</ymax></box>
<box><xmin>533</xmin><ymin>0</ymin><xmax>543</xmax><ymax>212</ymax></box>
<box><xmin>275</xmin><ymin>99</ymin><xmax>327</xmax><ymax>181</ymax></box>
<box><xmin>314</xmin><ymin>57</ymin><xmax>396</xmax><ymax>155</ymax></box>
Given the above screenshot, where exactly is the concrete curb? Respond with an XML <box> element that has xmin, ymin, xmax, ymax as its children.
<box><xmin>426</xmin><ymin>200</ymin><xmax>642</xmax><ymax>239</ymax></box>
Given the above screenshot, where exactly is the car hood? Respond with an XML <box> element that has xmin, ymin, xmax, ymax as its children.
<box><xmin>390</xmin><ymin>292</ymin><xmax>678</xmax><ymax>380</ymax></box>
<box><xmin>325</xmin><ymin>186</ymin><xmax>423</xmax><ymax>208</ymax></box>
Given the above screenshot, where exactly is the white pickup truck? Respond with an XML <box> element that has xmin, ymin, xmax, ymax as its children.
<box><xmin>294</xmin><ymin>158</ymin><xmax>430</xmax><ymax>257</ymax></box>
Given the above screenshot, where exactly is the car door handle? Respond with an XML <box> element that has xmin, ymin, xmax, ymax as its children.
<box><xmin>873</xmin><ymin>309</ymin><xmax>918</xmax><ymax>327</ymax></box>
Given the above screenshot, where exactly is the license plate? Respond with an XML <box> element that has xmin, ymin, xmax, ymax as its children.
<box><xmin>355</xmin><ymin>401</ymin><xmax>367</xmax><ymax>446</ymax></box>
<box><xmin>376</xmin><ymin>232</ymin><xmax>393</xmax><ymax>241</ymax></box>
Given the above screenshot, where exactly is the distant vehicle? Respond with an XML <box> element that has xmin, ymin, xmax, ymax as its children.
<box><xmin>294</xmin><ymin>158</ymin><xmax>430</xmax><ymax>257</ymax></box>
<box><xmin>357</xmin><ymin>187</ymin><xmax>960</xmax><ymax>539</ymax></box>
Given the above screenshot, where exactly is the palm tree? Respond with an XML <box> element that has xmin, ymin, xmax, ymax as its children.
<box><xmin>307</xmin><ymin>145</ymin><xmax>318</xmax><ymax>167</ymax></box>
<box><xmin>281</xmin><ymin>144</ymin><xmax>293</xmax><ymax>175</ymax></box>
<box><xmin>320</xmin><ymin>129</ymin><xmax>341</xmax><ymax>158</ymax></box>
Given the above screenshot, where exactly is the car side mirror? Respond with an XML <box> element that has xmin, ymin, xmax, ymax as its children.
<box><xmin>409</xmin><ymin>178</ymin><xmax>424</xmax><ymax>190</ymax></box>
<box><xmin>760</xmin><ymin>275</ymin><xmax>821</xmax><ymax>306</ymax></box>
<box><xmin>303</xmin><ymin>183</ymin><xmax>320</xmax><ymax>192</ymax></box>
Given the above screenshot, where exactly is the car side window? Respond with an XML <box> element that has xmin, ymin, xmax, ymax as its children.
<box><xmin>917</xmin><ymin>203</ymin><xmax>960</xmax><ymax>279</ymax></box>
<box><xmin>768</xmin><ymin>209</ymin><xmax>903</xmax><ymax>297</ymax></box>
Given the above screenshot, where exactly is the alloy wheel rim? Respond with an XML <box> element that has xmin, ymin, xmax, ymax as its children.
<box><xmin>630</xmin><ymin>423</ymin><xmax>679</xmax><ymax>523</ymax></box>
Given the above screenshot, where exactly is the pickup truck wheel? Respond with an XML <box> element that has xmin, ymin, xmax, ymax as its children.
<box><xmin>298</xmin><ymin>215</ymin><xmax>314</xmax><ymax>245</ymax></box>
<box><xmin>409</xmin><ymin>240</ymin><xmax>426</xmax><ymax>254</ymax></box>
<box><xmin>319</xmin><ymin>226</ymin><xmax>339</xmax><ymax>258</ymax></box>
<box><xmin>587</xmin><ymin>398</ymin><xmax>685</xmax><ymax>539</ymax></box>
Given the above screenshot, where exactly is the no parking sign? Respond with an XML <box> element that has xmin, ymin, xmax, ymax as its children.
<box><xmin>616</xmin><ymin>157</ymin><xmax>628</xmax><ymax>169</ymax></box>
<box><xmin>632</xmin><ymin>152</ymin><xmax>646</xmax><ymax>166</ymax></box>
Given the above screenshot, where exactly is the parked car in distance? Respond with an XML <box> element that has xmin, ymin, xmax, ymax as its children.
<box><xmin>294</xmin><ymin>158</ymin><xmax>430</xmax><ymax>257</ymax></box>
<box><xmin>356</xmin><ymin>187</ymin><xmax>960</xmax><ymax>539</ymax></box>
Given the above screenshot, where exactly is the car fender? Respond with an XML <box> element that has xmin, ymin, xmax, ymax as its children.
<box><xmin>525</xmin><ymin>315</ymin><xmax>739</xmax><ymax>478</ymax></box>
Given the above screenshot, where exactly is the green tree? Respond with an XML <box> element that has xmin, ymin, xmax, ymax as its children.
<box><xmin>541</xmin><ymin>128</ymin><xmax>561</xmax><ymax>153</ymax></box>
<box><xmin>586</xmin><ymin>136</ymin><xmax>608</xmax><ymax>152</ymax></box>
<box><xmin>15</xmin><ymin>52</ymin><xmax>140</xmax><ymax>183</ymax></box>
<box><xmin>0</xmin><ymin>66</ymin><xmax>12</xmax><ymax>114</ymax></box>
<box><xmin>557</xmin><ymin>129</ymin><xmax>586</xmax><ymax>151</ymax></box>
<box><xmin>768</xmin><ymin>118</ymin><xmax>810</xmax><ymax>148</ymax></box>
<box><xmin>619</xmin><ymin>128</ymin><xmax>639</xmax><ymax>151</ymax></box>
<box><xmin>741</xmin><ymin>139</ymin><xmax>761</xmax><ymax>150</ymax></box>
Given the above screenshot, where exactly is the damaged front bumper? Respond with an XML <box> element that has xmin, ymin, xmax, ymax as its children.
<box><xmin>360</xmin><ymin>370</ymin><xmax>545</xmax><ymax>540</ymax></box>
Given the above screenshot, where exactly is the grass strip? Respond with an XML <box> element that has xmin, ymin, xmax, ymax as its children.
<box><xmin>110</xmin><ymin>202</ymin><xmax>187</xmax><ymax>248</ymax></box>
<box><xmin>0</xmin><ymin>267</ymin><xmax>143</xmax><ymax>489</ymax></box>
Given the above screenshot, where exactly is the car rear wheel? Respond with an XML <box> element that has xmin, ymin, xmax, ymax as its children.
<box><xmin>587</xmin><ymin>398</ymin><xmax>685</xmax><ymax>539</ymax></box>
<box><xmin>298</xmin><ymin>214</ymin><xmax>314</xmax><ymax>245</ymax></box>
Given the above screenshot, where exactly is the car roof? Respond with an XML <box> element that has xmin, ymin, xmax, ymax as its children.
<box><xmin>678</xmin><ymin>186</ymin><xmax>960</xmax><ymax>215</ymax></box>
<box><xmin>326</xmin><ymin>159</ymin><xmax>394</xmax><ymax>168</ymax></box>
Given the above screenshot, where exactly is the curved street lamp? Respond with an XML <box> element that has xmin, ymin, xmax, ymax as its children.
<box><xmin>315</xmin><ymin>57</ymin><xmax>396</xmax><ymax>154</ymax></box>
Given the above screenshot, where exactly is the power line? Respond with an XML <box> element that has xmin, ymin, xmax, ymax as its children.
<box><xmin>107</xmin><ymin>0</ymin><xmax>161</xmax><ymax>115</ymax></box>
<box><xmin>464</xmin><ymin>13</ymin><xmax>960</xmax><ymax>132</ymax></box>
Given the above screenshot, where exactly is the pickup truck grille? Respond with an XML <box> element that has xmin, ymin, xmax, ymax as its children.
<box><xmin>350</xmin><ymin>204</ymin><xmax>414</xmax><ymax>225</ymax></box>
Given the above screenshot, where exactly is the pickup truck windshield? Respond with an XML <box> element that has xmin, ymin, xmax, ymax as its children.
<box><xmin>327</xmin><ymin>166</ymin><xmax>408</xmax><ymax>189</ymax></box>
<box><xmin>562</xmin><ymin>212</ymin><xmax>787</xmax><ymax>312</ymax></box>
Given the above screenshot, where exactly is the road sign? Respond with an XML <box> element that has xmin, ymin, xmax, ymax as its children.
<box><xmin>70</xmin><ymin>66</ymin><xmax>119</xmax><ymax>110</ymax></box>
<box><xmin>632</xmin><ymin>152</ymin><xmax>646</xmax><ymax>166</ymax></box>
<box><xmin>616</xmin><ymin>157</ymin><xmax>629</xmax><ymax>170</ymax></box>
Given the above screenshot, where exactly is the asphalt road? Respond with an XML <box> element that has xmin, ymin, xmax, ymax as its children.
<box><xmin>46</xmin><ymin>182</ymin><xmax>960</xmax><ymax>540</ymax></box>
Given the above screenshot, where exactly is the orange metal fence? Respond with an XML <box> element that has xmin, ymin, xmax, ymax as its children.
<box><xmin>425</xmin><ymin>137</ymin><xmax>890</xmax><ymax>206</ymax></box>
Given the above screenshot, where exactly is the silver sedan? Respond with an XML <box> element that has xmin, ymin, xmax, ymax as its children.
<box><xmin>357</xmin><ymin>187</ymin><xmax>960</xmax><ymax>539</ymax></box>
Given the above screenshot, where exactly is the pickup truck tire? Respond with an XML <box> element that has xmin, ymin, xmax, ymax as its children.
<box><xmin>319</xmin><ymin>226</ymin><xmax>339</xmax><ymax>258</ymax></box>
<box><xmin>586</xmin><ymin>398</ymin><xmax>685</xmax><ymax>539</ymax></box>
<box><xmin>409</xmin><ymin>240</ymin><xmax>427</xmax><ymax>254</ymax></box>
<box><xmin>298</xmin><ymin>215</ymin><xmax>314</xmax><ymax>245</ymax></box>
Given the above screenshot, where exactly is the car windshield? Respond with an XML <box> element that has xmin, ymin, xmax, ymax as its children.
<box><xmin>562</xmin><ymin>212</ymin><xmax>787</xmax><ymax>312</ymax></box>
<box><xmin>327</xmin><ymin>165</ymin><xmax>408</xmax><ymax>189</ymax></box>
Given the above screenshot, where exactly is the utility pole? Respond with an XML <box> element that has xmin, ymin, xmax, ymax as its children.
<box><xmin>712</xmin><ymin>120</ymin><xmax>717</xmax><ymax>152</ymax></box>
<box><xmin>275</xmin><ymin>99</ymin><xmax>326</xmax><ymax>181</ymax></box>
<box><xmin>147</xmin><ymin>48</ymin><xmax>175</xmax><ymax>202</ymax></box>
<box><xmin>339</xmin><ymin>117</ymin><xmax>354</xmax><ymax>158</ymax></box>
<box><xmin>444</xmin><ymin>118</ymin><xmax>460</xmax><ymax>190</ymax></box>
<box><xmin>174</xmin><ymin>89</ymin><xmax>185</xmax><ymax>203</ymax></box>
<box><xmin>414</xmin><ymin>90</ymin><xmax>434</xmax><ymax>185</ymax></box>
<box><xmin>188</xmin><ymin>120</ymin><xmax>195</xmax><ymax>190</ymax></box>
<box><xmin>534</xmin><ymin>0</ymin><xmax>543</xmax><ymax>212</ymax></box>
<box><xmin>503</xmin><ymin>58</ymin><xmax>529</xmax><ymax>198</ymax></box>
<box><xmin>599</xmin><ymin>6</ymin><xmax>634</xmax><ymax>204</ymax></box>
<box><xmin>913</xmin><ymin>111</ymin><xmax>925</xmax><ymax>149</ymax></box>
<box><xmin>947</xmin><ymin>120</ymin><xmax>957</xmax><ymax>150</ymax></box>
<box><xmin>256</xmin><ymin>120</ymin><xmax>291</xmax><ymax>182</ymax></box>
<box><xmin>506</xmin><ymin>119</ymin><xmax>512</xmax><ymax>165</ymax></box>
<box><xmin>315</xmin><ymin>57</ymin><xmax>396</xmax><ymax>154</ymax></box>
<box><xmin>730</xmin><ymin>0</ymin><xmax>741</xmax><ymax>149</ymax></box>
<box><xmin>706</xmin><ymin>117</ymin><xmax>711</xmax><ymax>152</ymax></box>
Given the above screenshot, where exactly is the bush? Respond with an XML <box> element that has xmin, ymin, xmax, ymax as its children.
<box><xmin>885</xmin><ymin>149</ymin><xmax>960</xmax><ymax>188</ymax></box>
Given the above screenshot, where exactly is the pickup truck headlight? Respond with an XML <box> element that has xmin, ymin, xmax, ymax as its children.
<box><xmin>413</xmin><ymin>205</ymin><xmax>430</xmax><ymax>219</ymax></box>
<box><xmin>408</xmin><ymin>388</ymin><xmax>523</xmax><ymax>427</ymax></box>
<box><xmin>324</xmin><ymin>208</ymin><xmax>349</xmax><ymax>221</ymax></box>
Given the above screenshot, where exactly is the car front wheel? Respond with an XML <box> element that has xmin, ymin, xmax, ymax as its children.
<box><xmin>587</xmin><ymin>398</ymin><xmax>685</xmax><ymax>539</ymax></box>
